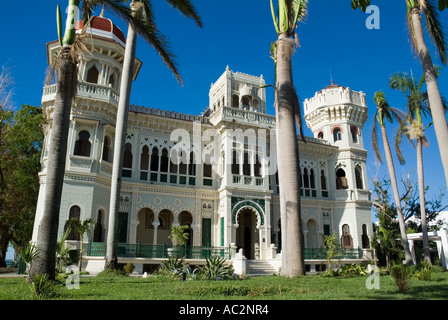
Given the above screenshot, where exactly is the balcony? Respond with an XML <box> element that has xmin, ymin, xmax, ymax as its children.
<box><xmin>42</xmin><ymin>82</ymin><xmax>120</xmax><ymax>106</ymax></box>
<box><xmin>210</xmin><ymin>106</ymin><xmax>276</xmax><ymax>127</ymax></box>
<box><xmin>232</xmin><ymin>175</ymin><xmax>264</xmax><ymax>187</ymax></box>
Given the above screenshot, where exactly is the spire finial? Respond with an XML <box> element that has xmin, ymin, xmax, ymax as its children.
<box><xmin>100</xmin><ymin>5</ymin><xmax>105</xmax><ymax>18</ymax></box>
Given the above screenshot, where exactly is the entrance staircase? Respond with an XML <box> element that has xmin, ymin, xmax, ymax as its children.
<box><xmin>245</xmin><ymin>260</ymin><xmax>278</xmax><ymax>276</ymax></box>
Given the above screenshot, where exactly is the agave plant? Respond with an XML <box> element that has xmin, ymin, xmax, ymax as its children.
<box><xmin>201</xmin><ymin>256</ymin><xmax>234</xmax><ymax>280</ymax></box>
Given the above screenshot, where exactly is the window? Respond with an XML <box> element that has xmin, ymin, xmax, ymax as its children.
<box><xmin>74</xmin><ymin>131</ymin><xmax>91</xmax><ymax>157</ymax></box>
<box><xmin>351</xmin><ymin>126</ymin><xmax>358</xmax><ymax>143</ymax></box>
<box><xmin>140</xmin><ymin>146</ymin><xmax>149</xmax><ymax>171</ymax></box>
<box><xmin>320</xmin><ymin>170</ymin><xmax>327</xmax><ymax>190</ymax></box>
<box><xmin>93</xmin><ymin>210</ymin><xmax>104</xmax><ymax>242</ymax></box>
<box><xmin>150</xmin><ymin>147</ymin><xmax>159</xmax><ymax>171</ymax></box>
<box><xmin>254</xmin><ymin>154</ymin><xmax>262</xmax><ymax>177</ymax></box>
<box><xmin>102</xmin><ymin>136</ymin><xmax>111</xmax><ymax>162</ymax></box>
<box><xmin>336</xmin><ymin>168</ymin><xmax>348</xmax><ymax>189</ymax></box>
<box><xmin>108</xmin><ymin>73</ymin><xmax>116</xmax><ymax>89</ymax></box>
<box><xmin>333</xmin><ymin>128</ymin><xmax>342</xmax><ymax>142</ymax></box>
<box><xmin>203</xmin><ymin>154</ymin><xmax>212</xmax><ymax>178</ymax></box>
<box><xmin>170</xmin><ymin>149</ymin><xmax>178</xmax><ymax>174</ymax></box>
<box><xmin>231</xmin><ymin>151</ymin><xmax>240</xmax><ymax>175</ymax></box>
<box><xmin>123</xmin><ymin>143</ymin><xmax>133</xmax><ymax>168</ymax></box>
<box><xmin>160</xmin><ymin>148</ymin><xmax>169</xmax><ymax>173</ymax></box>
<box><xmin>362</xmin><ymin>224</ymin><xmax>370</xmax><ymax>249</ymax></box>
<box><xmin>86</xmin><ymin>65</ymin><xmax>99</xmax><ymax>84</ymax></box>
<box><xmin>243</xmin><ymin>152</ymin><xmax>250</xmax><ymax>176</ymax></box>
<box><xmin>188</xmin><ymin>151</ymin><xmax>196</xmax><ymax>176</ymax></box>
<box><xmin>341</xmin><ymin>224</ymin><xmax>353</xmax><ymax>248</ymax></box>
<box><xmin>66</xmin><ymin>206</ymin><xmax>81</xmax><ymax>241</ymax></box>
<box><xmin>232</xmin><ymin>95</ymin><xmax>239</xmax><ymax>108</ymax></box>
<box><xmin>355</xmin><ymin>167</ymin><xmax>363</xmax><ymax>189</ymax></box>
<box><xmin>302</xmin><ymin>168</ymin><xmax>310</xmax><ymax>189</ymax></box>
<box><xmin>317</xmin><ymin>131</ymin><xmax>324</xmax><ymax>139</ymax></box>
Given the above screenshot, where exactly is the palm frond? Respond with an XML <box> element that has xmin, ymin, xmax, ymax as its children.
<box><xmin>371</xmin><ymin>109</ymin><xmax>383</xmax><ymax>163</ymax></box>
<box><xmin>164</xmin><ymin>0</ymin><xmax>203</xmax><ymax>28</ymax></box>
<box><xmin>423</xmin><ymin>0</ymin><xmax>447</xmax><ymax>64</ymax></box>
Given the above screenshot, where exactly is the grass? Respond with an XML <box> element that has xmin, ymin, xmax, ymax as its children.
<box><xmin>1</xmin><ymin>267</ymin><xmax>447</xmax><ymax>300</ymax></box>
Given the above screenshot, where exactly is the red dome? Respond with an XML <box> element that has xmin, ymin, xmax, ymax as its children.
<box><xmin>76</xmin><ymin>16</ymin><xmax>126</xmax><ymax>46</ymax></box>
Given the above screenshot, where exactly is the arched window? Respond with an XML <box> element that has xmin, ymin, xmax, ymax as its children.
<box><xmin>188</xmin><ymin>151</ymin><xmax>196</xmax><ymax>176</ymax></box>
<box><xmin>93</xmin><ymin>210</ymin><xmax>104</xmax><ymax>242</ymax></box>
<box><xmin>232</xmin><ymin>95</ymin><xmax>239</xmax><ymax>108</ymax></box>
<box><xmin>150</xmin><ymin>147</ymin><xmax>159</xmax><ymax>171</ymax></box>
<box><xmin>140</xmin><ymin>146</ymin><xmax>149</xmax><ymax>171</ymax></box>
<box><xmin>320</xmin><ymin>170</ymin><xmax>327</xmax><ymax>190</ymax></box>
<box><xmin>333</xmin><ymin>128</ymin><xmax>342</xmax><ymax>142</ymax></box>
<box><xmin>203</xmin><ymin>153</ymin><xmax>212</xmax><ymax>178</ymax></box>
<box><xmin>254</xmin><ymin>154</ymin><xmax>262</xmax><ymax>177</ymax></box>
<box><xmin>231</xmin><ymin>150</ymin><xmax>240</xmax><ymax>175</ymax></box>
<box><xmin>351</xmin><ymin>126</ymin><xmax>358</xmax><ymax>143</ymax></box>
<box><xmin>317</xmin><ymin>131</ymin><xmax>324</xmax><ymax>139</ymax></box>
<box><xmin>74</xmin><ymin>131</ymin><xmax>91</xmax><ymax>157</ymax></box>
<box><xmin>341</xmin><ymin>224</ymin><xmax>353</xmax><ymax>249</ymax></box>
<box><xmin>102</xmin><ymin>136</ymin><xmax>111</xmax><ymax>162</ymax></box>
<box><xmin>86</xmin><ymin>65</ymin><xmax>99</xmax><ymax>84</ymax></box>
<box><xmin>243</xmin><ymin>152</ymin><xmax>250</xmax><ymax>176</ymax></box>
<box><xmin>170</xmin><ymin>149</ymin><xmax>178</xmax><ymax>174</ymax></box>
<box><xmin>242</xmin><ymin>96</ymin><xmax>251</xmax><ymax>110</ymax></box>
<box><xmin>310</xmin><ymin>169</ymin><xmax>315</xmax><ymax>189</ymax></box>
<box><xmin>108</xmin><ymin>73</ymin><xmax>116</xmax><ymax>89</ymax></box>
<box><xmin>123</xmin><ymin>143</ymin><xmax>133</xmax><ymax>168</ymax></box>
<box><xmin>160</xmin><ymin>148</ymin><xmax>169</xmax><ymax>173</ymax></box>
<box><xmin>302</xmin><ymin>168</ymin><xmax>310</xmax><ymax>188</ymax></box>
<box><xmin>336</xmin><ymin>168</ymin><xmax>348</xmax><ymax>189</ymax></box>
<box><xmin>362</xmin><ymin>224</ymin><xmax>370</xmax><ymax>249</ymax></box>
<box><xmin>66</xmin><ymin>206</ymin><xmax>81</xmax><ymax>241</ymax></box>
<box><xmin>355</xmin><ymin>166</ymin><xmax>363</xmax><ymax>189</ymax></box>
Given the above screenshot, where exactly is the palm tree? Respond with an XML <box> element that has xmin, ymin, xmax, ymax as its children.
<box><xmin>354</xmin><ymin>0</ymin><xmax>448</xmax><ymax>189</ymax></box>
<box><xmin>65</xmin><ymin>218</ymin><xmax>95</xmax><ymax>271</ymax></box>
<box><xmin>372</xmin><ymin>91</ymin><xmax>414</xmax><ymax>265</ymax></box>
<box><xmin>31</xmin><ymin>0</ymin><xmax>201</xmax><ymax>280</ymax></box>
<box><xmin>30</xmin><ymin>0</ymin><xmax>81</xmax><ymax>281</ymax></box>
<box><xmin>269</xmin><ymin>0</ymin><xmax>308</xmax><ymax>277</ymax></box>
<box><xmin>390</xmin><ymin>68</ymin><xmax>447</xmax><ymax>264</ymax></box>
<box><xmin>79</xmin><ymin>0</ymin><xmax>202</xmax><ymax>270</ymax></box>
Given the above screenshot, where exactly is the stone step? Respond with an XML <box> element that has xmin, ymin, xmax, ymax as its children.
<box><xmin>245</xmin><ymin>260</ymin><xmax>277</xmax><ymax>276</ymax></box>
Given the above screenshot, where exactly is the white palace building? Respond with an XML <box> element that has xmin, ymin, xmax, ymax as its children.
<box><xmin>31</xmin><ymin>16</ymin><xmax>373</xmax><ymax>274</ymax></box>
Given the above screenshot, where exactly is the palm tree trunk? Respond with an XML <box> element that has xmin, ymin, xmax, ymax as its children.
<box><xmin>105</xmin><ymin>19</ymin><xmax>138</xmax><ymax>270</ymax></box>
<box><xmin>30</xmin><ymin>46</ymin><xmax>77</xmax><ymax>280</ymax></box>
<box><xmin>380</xmin><ymin>125</ymin><xmax>414</xmax><ymax>265</ymax></box>
<box><xmin>275</xmin><ymin>33</ymin><xmax>305</xmax><ymax>276</ymax></box>
<box><xmin>410</xmin><ymin>9</ymin><xmax>448</xmax><ymax>190</ymax></box>
<box><xmin>417</xmin><ymin>137</ymin><xmax>431</xmax><ymax>264</ymax></box>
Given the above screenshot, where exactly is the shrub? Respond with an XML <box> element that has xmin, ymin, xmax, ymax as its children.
<box><xmin>28</xmin><ymin>274</ymin><xmax>57</xmax><ymax>299</ymax></box>
<box><xmin>200</xmin><ymin>256</ymin><xmax>234</xmax><ymax>280</ymax></box>
<box><xmin>415</xmin><ymin>261</ymin><xmax>432</xmax><ymax>281</ymax></box>
<box><xmin>390</xmin><ymin>263</ymin><xmax>413</xmax><ymax>292</ymax></box>
<box><xmin>124</xmin><ymin>262</ymin><xmax>135</xmax><ymax>275</ymax></box>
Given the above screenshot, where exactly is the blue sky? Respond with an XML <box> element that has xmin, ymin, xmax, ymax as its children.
<box><xmin>0</xmin><ymin>1</ymin><xmax>447</xmax><ymax>216</ymax></box>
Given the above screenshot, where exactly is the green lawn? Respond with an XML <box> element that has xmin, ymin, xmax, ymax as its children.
<box><xmin>1</xmin><ymin>268</ymin><xmax>447</xmax><ymax>301</ymax></box>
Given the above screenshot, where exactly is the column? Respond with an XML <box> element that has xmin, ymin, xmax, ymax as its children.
<box><xmin>152</xmin><ymin>222</ymin><xmax>160</xmax><ymax>245</ymax></box>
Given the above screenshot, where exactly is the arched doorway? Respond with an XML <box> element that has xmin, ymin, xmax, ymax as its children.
<box><xmin>236</xmin><ymin>207</ymin><xmax>259</xmax><ymax>259</ymax></box>
<box><xmin>306</xmin><ymin>219</ymin><xmax>318</xmax><ymax>248</ymax></box>
<box><xmin>178</xmin><ymin>211</ymin><xmax>193</xmax><ymax>246</ymax></box>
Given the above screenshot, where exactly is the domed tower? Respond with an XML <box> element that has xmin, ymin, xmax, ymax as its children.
<box><xmin>303</xmin><ymin>82</ymin><xmax>371</xmax><ymax>250</ymax></box>
<box><xmin>34</xmin><ymin>15</ymin><xmax>142</xmax><ymax>243</ymax></box>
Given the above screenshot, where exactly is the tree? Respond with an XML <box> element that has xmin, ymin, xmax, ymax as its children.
<box><xmin>80</xmin><ymin>0</ymin><xmax>202</xmax><ymax>270</ymax></box>
<box><xmin>30</xmin><ymin>0</ymin><xmax>81</xmax><ymax>281</ymax></box>
<box><xmin>389</xmin><ymin>68</ymin><xmax>447</xmax><ymax>264</ymax></box>
<box><xmin>0</xmin><ymin>105</ymin><xmax>44</xmax><ymax>268</ymax></box>
<box><xmin>372</xmin><ymin>91</ymin><xmax>414</xmax><ymax>265</ymax></box>
<box><xmin>269</xmin><ymin>0</ymin><xmax>307</xmax><ymax>276</ymax></box>
<box><xmin>31</xmin><ymin>0</ymin><xmax>201</xmax><ymax>280</ymax></box>
<box><xmin>65</xmin><ymin>218</ymin><xmax>95</xmax><ymax>271</ymax></box>
<box><xmin>353</xmin><ymin>0</ymin><xmax>448</xmax><ymax>190</ymax></box>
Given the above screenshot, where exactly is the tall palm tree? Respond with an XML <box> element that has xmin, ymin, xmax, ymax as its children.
<box><xmin>353</xmin><ymin>0</ymin><xmax>448</xmax><ymax>189</ymax></box>
<box><xmin>372</xmin><ymin>91</ymin><xmax>414</xmax><ymax>265</ymax></box>
<box><xmin>79</xmin><ymin>0</ymin><xmax>202</xmax><ymax>270</ymax></box>
<box><xmin>30</xmin><ymin>0</ymin><xmax>81</xmax><ymax>281</ymax></box>
<box><xmin>31</xmin><ymin>0</ymin><xmax>201</xmax><ymax>280</ymax></box>
<box><xmin>269</xmin><ymin>0</ymin><xmax>307</xmax><ymax>277</ymax></box>
<box><xmin>390</xmin><ymin>68</ymin><xmax>447</xmax><ymax>264</ymax></box>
